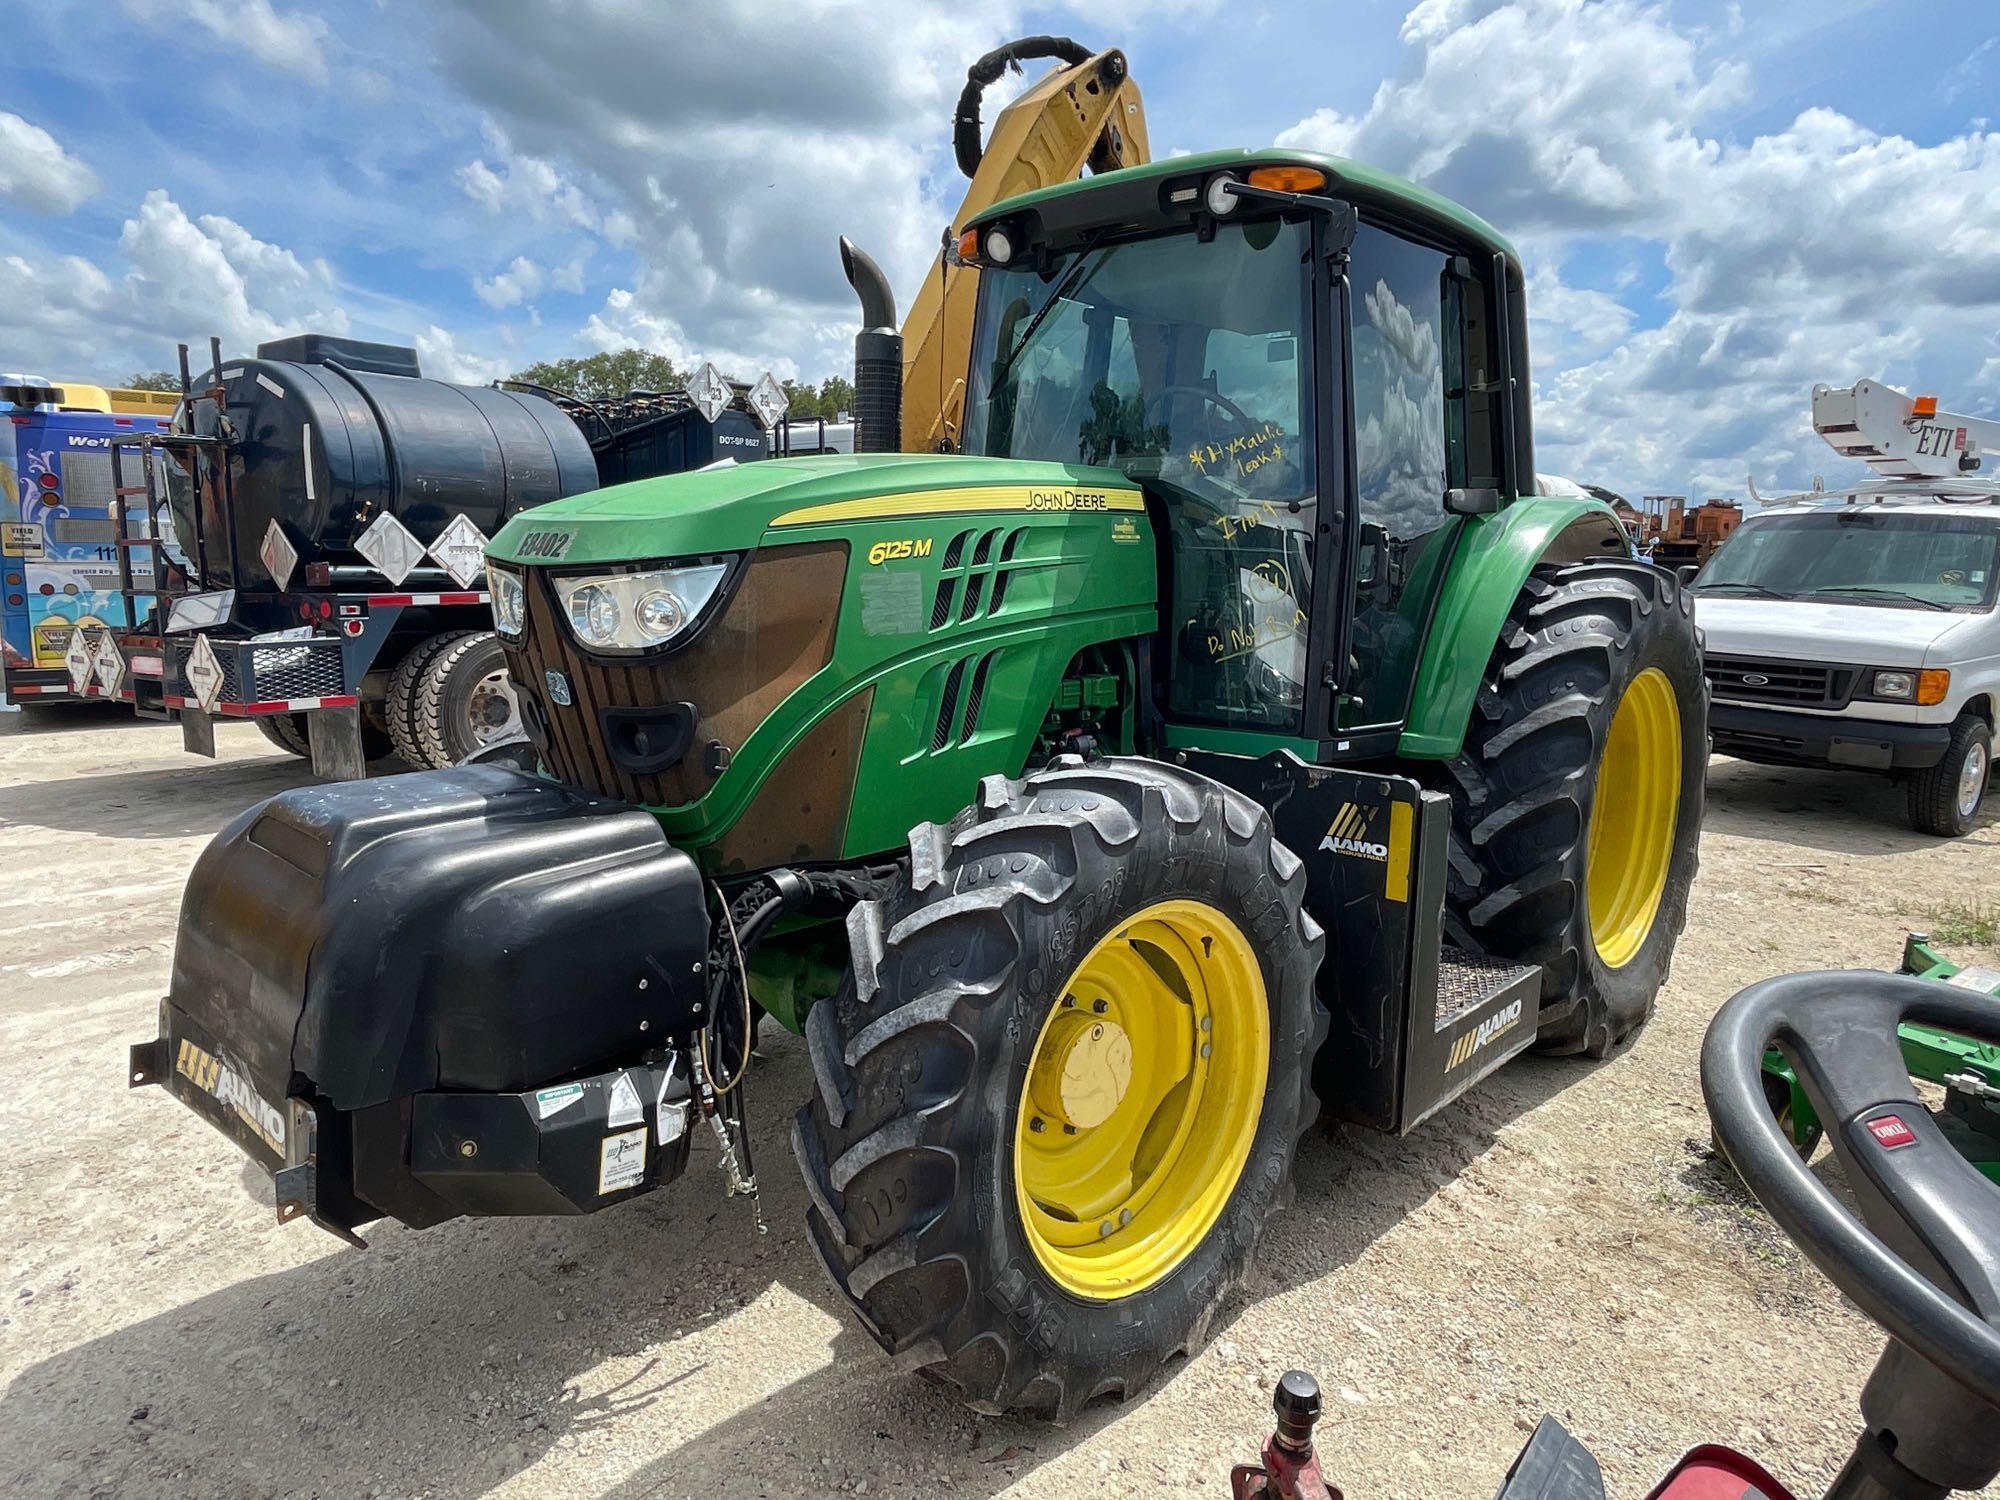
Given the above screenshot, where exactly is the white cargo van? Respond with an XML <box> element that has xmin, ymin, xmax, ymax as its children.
<box><xmin>1693</xmin><ymin>487</ymin><xmax>1999</xmax><ymax>836</ymax></box>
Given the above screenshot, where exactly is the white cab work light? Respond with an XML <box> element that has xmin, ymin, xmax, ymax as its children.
<box><xmin>1205</xmin><ymin>174</ymin><xmax>1241</xmax><ymax>216</ymax></box>
<box><xmin>984</xmin><ymin>227</ymin><xmax>1015</xmax><ymax>265</ymax></box>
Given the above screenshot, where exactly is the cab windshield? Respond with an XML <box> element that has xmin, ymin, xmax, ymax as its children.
<box><xmin>1697</xmin><ymin>509</ymin><xmax>2000</xmax><ymax>612</ymax></box>
<box><xmin>963</xmin><ymin>219</ymin><xmax>1317</xmax><ymax>730</ymax></box>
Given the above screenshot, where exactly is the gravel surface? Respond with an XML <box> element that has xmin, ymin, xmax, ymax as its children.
<box><xmin>1</xmin><ymin>705</ymin><xmax>1995</xmax><ymax>1498</ymax></box>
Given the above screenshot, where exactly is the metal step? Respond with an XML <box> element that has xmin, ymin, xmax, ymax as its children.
<box><xmin>1401</xmin><ymin>944</ymin><xmax>1544</xmax><ymax>1132</ymax></box>
<box><xmin>1437</xmin><ymin>947</ymin><xmax>1540</xmax><ymax>1030</ymax></box>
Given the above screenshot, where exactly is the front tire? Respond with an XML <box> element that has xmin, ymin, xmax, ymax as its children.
<box><xmin>1908</xmin><ymin>714</ymin><xmax>1991</xmax><ymax>837</ymax></box>
<box><xmin>794</xmin><ymin>756</ymin><xmax>1325</xmax><ymax>1418</ymax></box>
<box><xmin>1439</xmin><ymin>559</ymin><xmax>1706</xmax><ymax>1057</ymax></box>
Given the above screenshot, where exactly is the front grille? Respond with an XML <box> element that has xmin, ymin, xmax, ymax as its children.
<box><xmin>506</xmin><ymin>543</ymin><xmax>847</xmax><ymax>808</ymax></box>
<box><xmin>1703</xmin><ymin>653</ymin><xmax>1859</xmax><ymax>710</ymax></box>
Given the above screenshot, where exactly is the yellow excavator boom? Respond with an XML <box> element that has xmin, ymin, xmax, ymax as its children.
<box><xmin>899</xmin><ymin>38</ymin><xmax>1151</xmax><ymax>453</ymax></box>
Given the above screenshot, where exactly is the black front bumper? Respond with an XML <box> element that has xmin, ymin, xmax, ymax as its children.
<box><xmin>1710</xmin><ymin>701</ymin><xmax>1950</xmax><ymax>772</ymax></box>
<box><xmin>129</xmin><ymin>765</ymin><xmax>712</xmax><ymax>1239</ymax></box>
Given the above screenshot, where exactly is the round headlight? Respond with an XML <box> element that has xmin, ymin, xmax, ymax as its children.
<box><xmin>568</xmin><ymin>583</ymin><xmax>620</xmax><ymax>645</ymax></box>
<box><xmin>635</xmin><ymin>589</ymin><xmax>687</xmax><ymax>641</ymax></box>
<box><xmin>984</xmin><ymin>226</ymin><xmax>1014</xmax><ymax>265</ymax></box>
<box><xmin>1205</xmin><ymin>173</ymin><xmax>1241</xmax><ymax>216</ymax></box>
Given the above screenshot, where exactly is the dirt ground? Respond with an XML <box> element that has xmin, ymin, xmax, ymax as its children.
<box><xmin>0</xmin><ymin>704</ymin><xmax>1994</xmax><ymax>1500</ymax></box>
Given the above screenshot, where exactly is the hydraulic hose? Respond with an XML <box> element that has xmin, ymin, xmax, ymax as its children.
<box><xmin>953</xmin><ymin>35</ymin><xmax>1096</xmax><ymax>179</ymax></box>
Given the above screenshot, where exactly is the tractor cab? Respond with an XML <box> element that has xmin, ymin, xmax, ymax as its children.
<box><xmin>958</xmin><ymin>148</ymin><xmax>1537</xmax><ymax>757</ymax></box>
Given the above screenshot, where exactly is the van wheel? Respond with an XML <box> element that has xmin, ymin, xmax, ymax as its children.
<box><xmin>794</xmin><ymin>756</ymin><xmax>1324</xmax><ymax>1418</ymax></box>
<box><xmin>1908</xmin><ymin>715</ymin><xmax>1992</xmax><ymax>837</ymax></box>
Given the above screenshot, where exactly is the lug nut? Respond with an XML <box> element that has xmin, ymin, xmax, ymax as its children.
<box><xmin>1063</xmin><ymin>1123</ymin><xmax>1078</xmax><ymax>1136</ymax></box>
<box><xmin>1200</xmin><ymin>1042</ymin><xmax>1212</xmax><ymax>1059</ymax></box>
<box><xmin>1029</xmin><ymin>1116</ymin><xmax>1046</xmax><ymax>1133</ymax></box>
<box><xmin>1200</xmin><ymin>1015</ymin><xmax>1212</xmax><ymax>1032</ymax></box>
<box><xmin>1099</xmin><ymin>1219</ymin><xmax>1115</xmax><ymax>1237</ymax></box>
<box><xmin>458</xmin><ymin>1139</ymin><xmax>478</xmax><ymax>1159</ymax></box>
<box><xmin>1091</xmin><ymin>999</ymin><xmax>1108</xmax><ymax>1014</ymax></box>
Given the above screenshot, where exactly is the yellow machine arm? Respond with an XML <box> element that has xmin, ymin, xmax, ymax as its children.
<box><xmin>900</xmin><ymin>37</ymin><xmax>1151</xmax><ymax>453</ymax></box>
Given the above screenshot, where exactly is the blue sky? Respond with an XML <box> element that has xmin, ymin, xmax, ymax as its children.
<box><xmin>3</xmin><ymin>0</ymin><xmax>1997</xmax><ymax>506</ymax></box>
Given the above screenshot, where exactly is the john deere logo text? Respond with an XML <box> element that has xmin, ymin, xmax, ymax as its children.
<box><xmin>1319</xmin><ymin>802</ymin><xmax>1387</xmax><ymax>862</ymax></box>
<box><xmin>1445</xmin><ymin>999</ymin><xmax>1523</xmax><ymax>1071</ymax></box>
<box><xmin>1027</xmin><ymin>489</ymin><xmax>1110</xmax><ymax>511</ymax></box>
<box><xmin>517</xmin><ymin>529</ymin><xmax>575</xmax><ymax>560</ymax></box>
<box><xmin>867</xmin><ymin>536</ymin><xmax>934</xmax><ymax>566</ymax></box>
<box><xmin>176</xmin><ymin>1038</ymin><xmax>286</xmax><ymax>1153</ymax></box>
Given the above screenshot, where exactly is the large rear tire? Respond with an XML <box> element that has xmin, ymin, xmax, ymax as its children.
<box><xmin>794</xmin><ymin>756</ymin><xmax>1325</xmax><ymax>1418</ymax></box>
<box><xmin>1438</xmin><ymin>559</ymin><xmax>1705</xmax><ymax>1057</ymax></box>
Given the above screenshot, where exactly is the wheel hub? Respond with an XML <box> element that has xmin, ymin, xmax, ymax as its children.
<box><xmin>1029</xmin><ymin>1013</ymin><xmax>1134</xmax><ymax>1131</ymax></box>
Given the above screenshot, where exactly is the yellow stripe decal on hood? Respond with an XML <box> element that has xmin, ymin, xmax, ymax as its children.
<box><xmin>772</xmin><ymin>485</ymin><xmax>1144</xmax><ymax>528</ymax></box>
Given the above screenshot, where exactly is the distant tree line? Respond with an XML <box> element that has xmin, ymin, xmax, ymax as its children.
<box><xmin>125</xmin><ymin>371</ymin><xmax>183</xmax><ymax>392</ymax></box>
<box><xmin>507</xmin><ymin>349</ymin><xmax>854</xmax><ymax>421</ymax></box>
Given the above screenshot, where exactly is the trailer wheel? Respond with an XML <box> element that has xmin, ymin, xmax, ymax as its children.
<box><xmin>254</xmin><ymin>712</ymin><xmax>311</xmax><ymax>758</ymax></box>
<box><xmin>411</xmin><ymin>631</ymin><xmax>521</xmax><ymax>769</ymax></box>
<box><xmin>385</xmin><ymin>632</ymin><xmax>468</xmax><ymax>767</ymax></box>
<box><xmin>795</xmin><ymin>755</ymin><xmax>1324</xmax><ymax>1418</ymax></box>
<box><xmin>1438</xmin><ymin>559</ymin><xmax>1705</xmax><ymax>1058</ymax></box>
<box><xmin>1907</xmin><ymin>714</ymin><xmax>1991</xmax><ymax>838</ymax></box>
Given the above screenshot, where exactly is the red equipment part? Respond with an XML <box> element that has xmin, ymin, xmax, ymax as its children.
<box><xmin>1231</xmin><ymin>1373</ymin><xmax>1342</xmax><ymax>1500</ymax></box>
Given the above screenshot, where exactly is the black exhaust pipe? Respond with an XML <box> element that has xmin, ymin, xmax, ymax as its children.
<box><xmin>840</xmin><ymin>236</ymin><xmax>901</xmax><ymax>454</ymax></box>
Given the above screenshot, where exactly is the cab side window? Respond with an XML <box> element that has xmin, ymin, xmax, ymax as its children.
<box><xmin>1340</xmin><ymin>223</ymin><xmax>1484</xmax><ymax>730</ymax></box>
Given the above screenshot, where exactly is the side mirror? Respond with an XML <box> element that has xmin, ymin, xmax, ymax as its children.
<box><xmin>1676</xmin><ymin>564</ymin><xmax>1699</xmax><ymax>586</ymax></box>
<box><xmin>1444</xmin><ymin>487</ymin><xmax>1503</xmax><ymax>516</ymax></box>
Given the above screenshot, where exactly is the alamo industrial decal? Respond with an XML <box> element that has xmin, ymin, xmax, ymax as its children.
<box><xmin>1319</xmin><ymin>801</ymin><xmax>1388</xmax><ymax>862</ymax></box>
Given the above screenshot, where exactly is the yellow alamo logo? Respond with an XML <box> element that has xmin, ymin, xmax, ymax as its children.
<box><xmin>176</xmin><ymin>1038</ymin><xmax>286</xmax><ymax>1153</ymax></box>
<box><xmin>1445</xmin><ymin>999</ymin><xmax>1524</xmax><ymax>1070</ymax></box>
<box><xmin>1319</xmin><ymin>802</ymin><xmax>1388</xmax><ymax>862</ymax></box>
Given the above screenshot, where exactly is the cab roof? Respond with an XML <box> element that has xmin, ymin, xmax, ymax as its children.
<box><xmin>969</xmin><ymin>147</ymin><xmax>1518</xmax><ymax>261</ymax></box>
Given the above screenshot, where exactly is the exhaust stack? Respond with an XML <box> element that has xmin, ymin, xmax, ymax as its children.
<box><xmin>840</xmin><ymin>237</ymin><xmax>902</xmax><ymax>454</ymax></box>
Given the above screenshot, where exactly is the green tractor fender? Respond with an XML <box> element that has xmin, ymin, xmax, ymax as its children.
<box><xmin>1397</xmin><ymin>497</ymin><xmax>1630</xmax><ymax>760</ymax></box>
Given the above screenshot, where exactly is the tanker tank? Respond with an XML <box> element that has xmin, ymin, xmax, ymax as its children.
<box><xmin>171</xmin><ymin>334</ymin><xmax>597</xmax><ymax>589</ymax></box>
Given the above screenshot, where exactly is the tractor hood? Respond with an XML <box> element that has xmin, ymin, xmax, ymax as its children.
<box><xmin>484</xmin><ymin>450</ymin><xmax>1160</xmax><ymax>870</ymax></box>
<box><xmin>487</xmin><ymin>452</ymin><xmax>1142</xmax><ymax>566</ymax></box>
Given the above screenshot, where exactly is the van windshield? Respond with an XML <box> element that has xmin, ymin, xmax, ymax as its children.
<box><xmin>963</xmin><ymin>219</ymin><xmax>1318</xmax><ymax>730</ymax></box>
<box><xmin>1696</xmin><ymin>509</ymin><xmax>2000</xmax><ymax>611</ymax></box>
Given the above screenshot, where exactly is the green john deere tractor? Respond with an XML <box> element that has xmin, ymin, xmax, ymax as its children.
<box><xmin>131</xmin><ymin>148</ymin><xmax>1707</xmax><ymax>1417</ymax></box>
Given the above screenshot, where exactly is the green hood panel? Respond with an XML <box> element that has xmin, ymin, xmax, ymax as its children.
<box><xmin>487</xmin><ymin>453</ymin><xmax>1140</xmax><ymax>565</ymax></box>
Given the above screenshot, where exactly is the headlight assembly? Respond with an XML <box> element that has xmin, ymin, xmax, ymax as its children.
<box><xmin>1871</xmin><ymin>669</ymin><xmax>1915</xmax><ymax>700</ymax></box>
<box><xmin>490</xmin><ymin>568</ymin><xmax>527</xmax><ymax>637</ymax></box>
<box><xmin>556</xmin><ymin>562</ymin><xmax>730</xmax><ymax>652</ymax></box>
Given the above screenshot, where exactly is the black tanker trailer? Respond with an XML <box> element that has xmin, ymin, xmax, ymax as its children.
<box><xmin>90</xmin><ymin>334</ymin><xmax>834</xmax><ymax>777</ymax></box>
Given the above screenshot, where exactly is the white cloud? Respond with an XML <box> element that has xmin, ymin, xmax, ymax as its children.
<box><xmin>1278</xmin><ymin>0</ymin><xmax>2000</xmax><ymax>502</ymax></box>
<box><xmin>474</xmin><ymin>255</ymin><xmax>548</xmax><ymax>309</ymax></box>
<box><xmin>120</xmin><ymin>0</ymin><xmax>328</xmax><ymax>84</ymax></box>
<box><xmin>0</xmin><ymin>190</ymin><xmax>348</xmax><ymax>376</ymax></box>
<box><xmin>0</xmin><ymin>112</ymin><xmax>98</xmax><ymax>215</ymax></box>
<box><xmin>412</xmin><ymin>324</ymin><xmax>510</xmax><ymax>385</ymax></box>
<box><xmin>425</xmin><ymin>1</ymin><xmax>1113</xmax><ymax>377</ymax></box>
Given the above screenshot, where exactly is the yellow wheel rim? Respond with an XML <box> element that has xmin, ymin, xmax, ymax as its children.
<box><xmin>1586</xmin><ymin>666</ymin><xmax>1682</xmax><ymax>970</ymax></box>
<box><xmin>1013</xmin><ymin>898</ymin><xmax>1269</xmax><ymax>1301</ymax></box>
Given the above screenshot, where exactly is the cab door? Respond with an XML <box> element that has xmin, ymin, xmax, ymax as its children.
<box><xmin>1334</xmin><ymin>221</ymin><xmax>1500</xmax><ymax>738</ymax></box>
